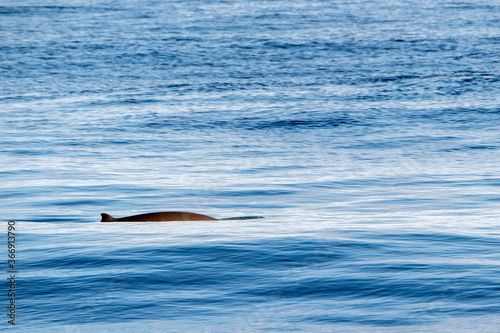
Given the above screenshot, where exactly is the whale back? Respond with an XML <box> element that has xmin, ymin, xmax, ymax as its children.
<box><xmin>100</xmin><ymin>212</ymin><xmax>218</xmax><ymax>222</ymax></box>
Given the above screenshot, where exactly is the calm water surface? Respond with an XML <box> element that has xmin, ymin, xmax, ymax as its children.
<box><xmin>1</xmin><ymin>0</ymin><xmax>500</xmax><ymax>331</ymax></box>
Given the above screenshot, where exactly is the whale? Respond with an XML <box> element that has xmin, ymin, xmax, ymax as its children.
<box><xmin>101</xmin><ymin>212</ymin><xmax>219</xmax><ymax>222</ymax></box>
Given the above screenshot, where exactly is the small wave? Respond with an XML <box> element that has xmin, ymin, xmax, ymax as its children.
<box><xmin>144</xmin><ymin>115</ymin><xmax>363</xmax><ymax>132</ymax></box>
<box><xmin>0</xmin><ymin>5</ymin><xmax>118</xmax><ymax>15</ymax></box>
<box><xmin>253</xmin><ymin>117</ymin><xmax>360</xmax><ymax>130</ymax></box>
<box><xmin>441</xmin><ymin>144</ymin><xmax>499</xmax><ymax>152</ymax></box>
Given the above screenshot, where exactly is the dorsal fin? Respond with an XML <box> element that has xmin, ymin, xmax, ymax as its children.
<box><xmin>100</xmin><ymin>213</ymin><xmax>115</xmax><ymax>222</ymax></box>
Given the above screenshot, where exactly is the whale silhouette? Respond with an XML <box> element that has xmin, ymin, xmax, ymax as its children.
<box><xmin>100</xmin><ymin>212</ymin><xmax>265</xmax><ymax>222</ymax></box>
<box><xmin>101</xmin><ymin>212</ymin><xmax>218</xmax><ymax>222</ymax></box>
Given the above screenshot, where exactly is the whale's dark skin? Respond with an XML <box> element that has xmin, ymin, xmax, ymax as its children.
<box><xmin>101</xmin><ymin>212</ymin><xmax>219</xmax><ymax>222</ymax></box>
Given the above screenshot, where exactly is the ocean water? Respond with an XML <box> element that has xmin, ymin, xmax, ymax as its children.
<box><xmin>1</xmin><ymin>0</ymin><xmax>500</xmax><ymax>331</ymax></box>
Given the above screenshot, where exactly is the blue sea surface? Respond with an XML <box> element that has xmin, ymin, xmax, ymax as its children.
<box><xmin>1</xmin><ymin>0</ymin><xmax>500</xmax><ymax>331</ymax></box>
